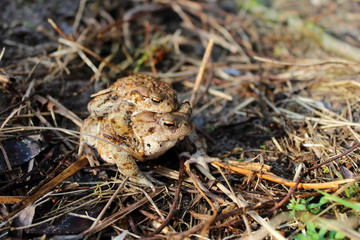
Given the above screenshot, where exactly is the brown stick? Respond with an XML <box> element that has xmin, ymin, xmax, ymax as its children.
<box><xmin>144</xmin><ymin>158</ymin><xmax>185</xmax><ymax>238</ymax></box>
<box><xmin>190</xmin><ymin>39</ymin><xmax>214</xmax><ymax>106</ymax></box>
<box><xmin>212</xmin><ymin>161</ymin><xmax>355</xmax><ymax>189</ymax></box>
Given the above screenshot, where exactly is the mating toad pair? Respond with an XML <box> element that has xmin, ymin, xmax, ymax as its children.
<box><xmin>79</xmin><ymin>74</ymin><xmax>193</xmax><ymax>188</ymax></box>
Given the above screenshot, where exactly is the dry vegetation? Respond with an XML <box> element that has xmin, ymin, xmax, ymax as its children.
<box><xmin>1</xmin><ymin>0</ymin><xmax>360</xmax><ymax>239</ymax></box>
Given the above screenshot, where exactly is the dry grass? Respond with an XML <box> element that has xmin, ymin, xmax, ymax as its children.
<box><xmin>1</xmin><ymin>0</ymin><xmax>360</xmax><ymax>239</ymax></box>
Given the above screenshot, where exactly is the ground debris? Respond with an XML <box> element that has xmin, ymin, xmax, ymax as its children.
<box><xmin>0</xmin><ymin>0</ymin><xmax>360</xmax><ymax>239</ymax></box>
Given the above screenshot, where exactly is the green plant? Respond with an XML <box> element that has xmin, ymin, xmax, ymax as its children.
<box><xmin>294</xmin><ymin>223</ymin><xmax>346</xmax><ymax>240</ymax></box>
<box><xmin>287</xmin><ymin>196</ymin><xmax>328</xmax><ymax>216</ymax></box>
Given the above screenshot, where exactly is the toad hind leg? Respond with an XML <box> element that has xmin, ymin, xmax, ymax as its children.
<box><xmin>88</xmin><ymin>92</ymin><xmax>116</xmax><ymax>117</ymax></box>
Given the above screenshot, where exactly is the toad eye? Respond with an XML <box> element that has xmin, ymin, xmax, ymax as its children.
<box><xmin>164</xmin><ymin>121</ymin><xmax>175</xmax><ymax>129</ymax></box>
<box><xmin>151</xmin><ymin>97</ymin><xmax>162</xmax><ymax>103</ymax></box>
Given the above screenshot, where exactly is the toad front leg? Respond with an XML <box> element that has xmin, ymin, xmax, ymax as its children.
<box><xmin>96</xmin><ymin>140</ymin><xmax>155</xmax><ymax>190</ymax></box>
<box><xmin>116</xmin><ymin>152</ymin><xmax>155</xmax><ymax>190</ymax></box>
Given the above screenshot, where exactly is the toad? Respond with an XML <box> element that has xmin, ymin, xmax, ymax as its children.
<box><xmin>88</xmin><ymin>74</ymin><xmax>179</xmax><ymax>117</ymax></box>
<box><xmin>79</xmin><ymin>102</ymin><xmax>193</xmax><ymax>188</ymax></box>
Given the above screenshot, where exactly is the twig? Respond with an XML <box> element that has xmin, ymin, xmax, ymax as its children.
<box><xmin>73</xmin><ymin>0</ymin><xmax>87</xmax><ymax>34</ymax></box>
<box><xmin>0</xmin><ymin>47</ymin><xmax>5</xmax><ymax>60</ymax></box>
<box><xmin>212</xmin><ymin>161</ymin><xmax>355</xmax><ymax>189</ymax></box>
<box><xmin>144</xmin><ymin>158</ymin><xmax>185</xmax><ymax>237</ymax></box>
<box><xmin>190</xmin><ymin>39</ymin><xmax>214</xmax><ymax>106</ymax></box>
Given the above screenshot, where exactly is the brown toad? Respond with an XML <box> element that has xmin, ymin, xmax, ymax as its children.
<box><xmin>88</xmin><ymin>74</ymin><xmax>179</xmax><ymax>117</ymax></box>
<box><xmin>79</xmin><ymin>102</ymin><xmax>193</xmax><ymax>188</ymax></box>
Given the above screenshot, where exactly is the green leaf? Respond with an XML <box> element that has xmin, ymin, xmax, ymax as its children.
<box><xmin>296</xmin><ymin>204</ymin><xmax>307</xmax><ymax>211</ymax></box>
<box><xmin>334</xmin><ymin>231</ymin><xmax>346</xmax><ymax>239</ymax></box>
<box><xmin>317</xmin><ymin>190</ymin><xmax>360</xmax><ymax>210</ymax></box>
<box><xmin>318</xmin><ymin>228</ymin><xmax>327</xmax><ymax>239</ymax></box>
<box><xmin>295</xmin><ymin>233</ymin><xmax>309</xmax><ymax>240</ymax></box>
